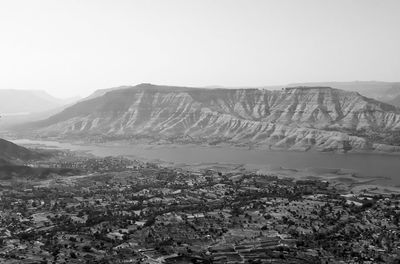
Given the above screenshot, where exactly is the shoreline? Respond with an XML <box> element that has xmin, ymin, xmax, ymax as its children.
<box><xmin>8</xmin><ymin>137</ymin><xmax>400</xmax><ymax>192</ymax></box>
<box><xmin>7</xmin><ymin>133</ymin><xmax>400</xmax><ymax>156</ymax></box>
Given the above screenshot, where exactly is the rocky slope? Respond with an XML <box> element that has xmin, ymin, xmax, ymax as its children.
<box><xmin>24</xmin><ymin>83</ymin><xmax>400</xmax><ymax>152</ymax></box>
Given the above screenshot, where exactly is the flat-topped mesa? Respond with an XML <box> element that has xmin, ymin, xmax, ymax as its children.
<box><xmin>18</xmin><ymin>83</ymin><xmax>400</xmax><ymax>152</ymax></box>
<box><xmin>109</xmin><ymin>83</ymin><xmax>262</xmax><ymax>94</ymax></box>
<box><xmin>106</xmin><ymin>83</ymin><xmax>197</xmax><ymax>95</ymax></box>
<box><xmin>284</xmin><ymin>86</ymin><xmax>333</xmax><ymax>90</ymax></box>
<box><xmin>281</xmin><ymin>86</ymin><xmax>372</xmax><ymax>102</ymax></box>
<box><xmin>282</xmin><ymin>86</ymin><xmax>337</xmax><ymax>93</ymax></box>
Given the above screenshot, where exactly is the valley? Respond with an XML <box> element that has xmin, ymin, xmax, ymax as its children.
<box><xmin>2</xmin><ymin>1</ymin><xmax>400</xmax><ymax>262</ymax></box>
<box><xmin>2</xmin><ymin>84</ymin><xmax>400</xmax><ymax>263</ymax></box>
<box><xmin>6</xmin><ymin>83</ymin><xmax>400</xmax><ymax>189</ymax></box>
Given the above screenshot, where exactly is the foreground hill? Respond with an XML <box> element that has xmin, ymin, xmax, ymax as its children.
<box><xmin>22</xmin><ymin>83</ymin><xmax>400</xmax><ymax>152</ymax></box>
<box><xmin>0</xmin><ymin>165</ymin><xmax>80</xmax><ymax>180</ymax></box>
<box><xmin>0</xmin><ymin>138</ymin><xmax>42</xmax><ymax>163</ymax></box>
<box><xmin>0</xmin><ymin>138</ymin><xmax>80</xmax><ymax>180</ymax></box>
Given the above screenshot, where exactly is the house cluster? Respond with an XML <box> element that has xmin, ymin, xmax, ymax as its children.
<box><xmin>0</xmin><ymin>159</ymin><xmax>399</xmax><ymax>263</ymax></box>
<box><xmin>26</xmin><ymin>156</ymin><xmax>142</xmax><ymax>172</ymax></box>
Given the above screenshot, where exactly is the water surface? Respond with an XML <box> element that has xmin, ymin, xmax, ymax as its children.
<box><xmin>12</xmin><ymin>139</ymin><xmax>400</xmax><ymax>186</ymax></box>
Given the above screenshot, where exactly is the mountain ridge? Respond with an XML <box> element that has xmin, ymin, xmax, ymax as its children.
<box><xmin>19</xmin><ymin>83</ymin><xmax>400</xmax><ymax>152</ymax></box>
<box><xmin>288</xmin><ymin>81</ymin><xmax>400</xmax><ymax>107</ymax></box>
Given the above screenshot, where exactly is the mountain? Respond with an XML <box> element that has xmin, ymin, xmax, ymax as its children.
<box><xmin>288</xmin><ymin>81</ymin><xmax>400</xmax><ymax>106</ymax></box>
<box><xmin>0</xmin><ymin>138</ymin><xmax>41</xmax><ymax>163</ymax></box>
<box><xmin>23</xmin><ymin>83</ymin><xmax>400</xmax><ymax>152</ymax></box>
<box><xmin>0</xmin><ymin>89</ymin><xmax>79</xmax><ymax>115</ymax></box>
<box><xmin>82</xmin><ymin>85</ymin><xmax>285</xmax><ymax>102</ymax></box>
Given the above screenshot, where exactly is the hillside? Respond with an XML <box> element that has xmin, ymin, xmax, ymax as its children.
<box><xmin>23</xmin><ymin>83</ymin><xmax>400</xmax><ymax>152</ymax></box>
<box><xmin>0</xmin><ymin>165</ymin><xmax>79</xmax><ymax>180</ymax></box>
<box><xmin>0</xmin><ymin>138</ymin><xmax>79</xmax><ymax>180</ymax></box>
<box><xmin>0</xmin><ymin>138</ymin><xmax>42</xmax><ymax>163</ymax></box>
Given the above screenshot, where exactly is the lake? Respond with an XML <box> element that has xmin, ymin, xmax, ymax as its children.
<box><xmin>11</xmin><ymin>138</ymin><xmax>400</xmax><ymax>186</ymax></box>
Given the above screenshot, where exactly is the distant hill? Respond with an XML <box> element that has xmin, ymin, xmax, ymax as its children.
<box><xmin>21</xmin><ymin>83</ymin><xmax>400</xmax><ymax>152</ymax></box>
<box><xmin>81</xmin><ymin>84</ymin><xmax>285</xmax><ymax>102</ymax></box>
<box><xmin>288</xmin><ymin>81</ymin><xmax>400</xmax><ymax>106</ymax></box>
<box><xmin>0</xmin><ymin>89</ymin><xmax>79</xmax><ymax>115</ymax></box>
<box><xmin>0</xmin><ymin>104</ymin><xmax>75</xmax><ymax>130</ymax></box>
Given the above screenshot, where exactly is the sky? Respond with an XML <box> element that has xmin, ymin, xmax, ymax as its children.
<box><xmin>0</xmin><ymin>0</ymin><xmax>399</xmax><ymax>98</ymax></box>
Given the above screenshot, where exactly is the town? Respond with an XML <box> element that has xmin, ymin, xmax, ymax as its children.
<box><xmin>0</xmin><ymin>153</ymin><xmax>399</xmax><ymax>264</ymax></box>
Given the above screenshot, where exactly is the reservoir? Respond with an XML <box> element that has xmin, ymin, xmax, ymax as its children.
<box><xmin>11</xmin><ymin>138</ymin><xmax>400</xmax><ymax>186</ymax></box>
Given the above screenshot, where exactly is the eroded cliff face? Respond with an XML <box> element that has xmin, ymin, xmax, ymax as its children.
<box><xmin>30</xmin><ymin>84</ymin><xmax>400</xmax><ymax>152</ymax></box>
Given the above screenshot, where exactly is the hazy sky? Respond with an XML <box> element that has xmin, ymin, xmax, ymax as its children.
<box><xmin>0</xmin><ymin>0</ymin><xmax>399</xmax><ymax>98</ymax></box>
